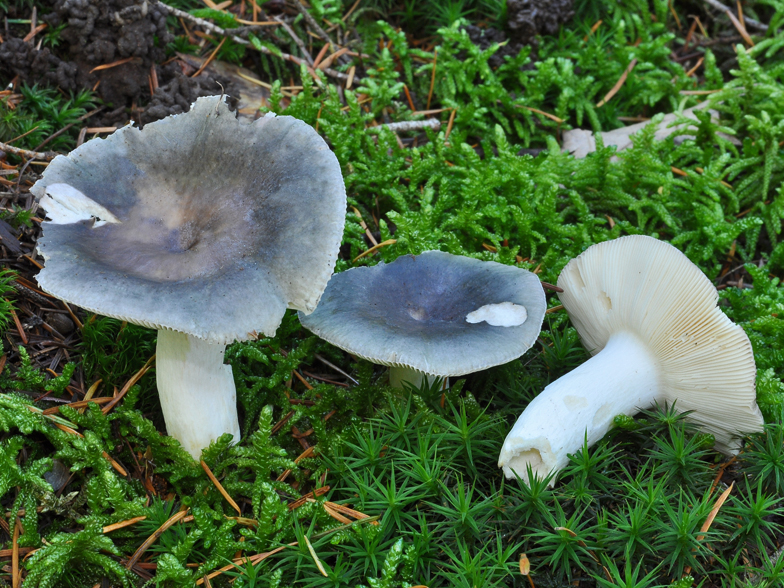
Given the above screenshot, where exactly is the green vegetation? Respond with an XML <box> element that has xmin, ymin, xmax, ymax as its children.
<box><xmin>1</xmin><ymin>0</ymin><xmax>784</xmax><ymax>586</ymax></box>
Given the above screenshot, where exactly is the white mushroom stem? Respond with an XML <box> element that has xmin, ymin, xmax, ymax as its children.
<box><xmin>498</xmin><ymin>331</ymin><xmax>661</xmax><ymax>484</ymax></box>
<box><xmin>388</xmin><ymin>366</ymin><xmax>448</xmax><ymax>390</ymax></box>
<box><xmin>155</xmin><ymin>330</ymin><xmax>241</xmax><ymax>459</ymax></box>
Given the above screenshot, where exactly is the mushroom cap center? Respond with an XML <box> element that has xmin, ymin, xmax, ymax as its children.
<box><xmin>79</xmin><ymin>180</ymin><xmax>263</xmax><ymax>282</ymax></box>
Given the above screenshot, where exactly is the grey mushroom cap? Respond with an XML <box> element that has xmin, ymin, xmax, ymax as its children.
<box><xmin>298</xmin><ymin>251</ymin><xmax>547</xmax><ymax>376</ymax></box>
<box><xmin>30</xmin><ymin>96</ymin><xmax>346</xmax><ymax>345</ymax></box>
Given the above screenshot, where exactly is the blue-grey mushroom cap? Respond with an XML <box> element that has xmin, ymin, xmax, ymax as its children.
<box><xmin>298</xmin><ymin>251</ymin><xmax>547</xmax><ymax>376</ymax></box>
<box><xmin>30</xmin><ymin>96</ymin><xmax>346</xmax><ymax>345</ymax></box>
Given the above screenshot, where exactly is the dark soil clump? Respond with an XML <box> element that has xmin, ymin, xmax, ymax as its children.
<box><xmin>0</xmin><ymin>0</ymin><xmax>237</xmax><ymax>125</ymax></box>
<box><xmin>465</xmin><ymin>0</ymin><xmax>574</xmax><ymax>68</ymax></box>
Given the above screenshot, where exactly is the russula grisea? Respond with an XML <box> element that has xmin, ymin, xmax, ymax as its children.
<box><xmin>298</xmin><ymin>251</ymin><xmax>547</xmax><ymax>388</ymax></box>
<box><xmin>498</xmin><ymin>235</ymin><xmax>764</xmax><ymax>484</ymax></box>
<box><xmin>30</xmin><ymin>96</ymin><xmax>346</xmax><ymax>459</ymax></box>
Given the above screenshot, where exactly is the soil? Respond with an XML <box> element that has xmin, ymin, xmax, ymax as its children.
<box><xmin>465</xmin><ymin>0</ymin><xmax>575</xmax><ymax>68</ymax></box>
<box><xmin>0</xmin><ymin>0</ymin><xmax>239</xmax><ymax>125</ymax></box>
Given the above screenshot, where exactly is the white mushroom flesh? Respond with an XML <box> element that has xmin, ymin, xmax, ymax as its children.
<box><xmin>465</xmin><ymin>302</ymin><xmax>528</xmax><ymax>327</ymax></box>
<box><xmin>41</xmin><ymin>183</ymin><xmax>121</xmax><ymax>226</ymax></box>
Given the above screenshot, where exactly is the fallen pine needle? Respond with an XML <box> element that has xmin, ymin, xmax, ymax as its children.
<box><xmin>684</xmin><ymin>481</ymin><xmax>734</xmax><ymax>575</ymax></box>
<box><xmin>353</xmin><ymin>239</ymin><xmax>396</xmax><ymax>262</ymax></box>
<box><xmin>90</xmin><ymin>56</ymin><xmax>139</xmax><ymax>73</ymax></box>
<box><xmin>304</xmin><ymin>535</ymin><xmax>328</xmax><ymax>577</ymax></box>
<box><xmin>103</xmin><ymin>516</ymin><xmax>147</xmax><ymax>534</ymax></box>
<box><xmin>597</xmin><ymin>58</ymin><xmax>637</xmax><ymax>107</ymax></box>
<box><xmin>192</xmin><ymin>37</ymin><xmax>227</xmax><ymax>78</ymax></box>
<box><xmin>725</xmin><ymin>9</ymin><xmax>754</xmax><ymax>46</ymax></box>
<box><xmin>201</xmin><ymin>460</ymin><xmax>242</xmax><ymax>515</ymax></box>
<box><xmin>12</xmin><ymin>518</ymin><xmax>20</xmax><ymax>588</ymax></box>
<box><xmin>700</xmin><ymin>482</ymin><xmax>734</xmax><ymax>540</ymax></box>
<box><xmin>515</xmin><ymin>104</ymin><xmax>564</xmax><ymax>124</ymax></box>
<box><xmin>102</xmin><ymin>354</ymin><xmax>155</xmax><ymax>414</ymax></box>
<box><xmin>126</xmin><ymin>509</ymin><xmax>190</xmax><ymax>569</ymax></box>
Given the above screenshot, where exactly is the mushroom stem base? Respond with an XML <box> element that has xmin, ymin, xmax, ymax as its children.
<box><xmin>156</xmin><ymin>330</ymin><xmax>241</xmax><ymax>459</ymax></box>
<box><xmin>388</xmin><ymin>366</ymin><xmax>448</xmax><ymax>391</ymax></box>
<box><xmin>498</xmin><ymin>331</ymin><xmax>661</xmax><ymax>484</ymax></box>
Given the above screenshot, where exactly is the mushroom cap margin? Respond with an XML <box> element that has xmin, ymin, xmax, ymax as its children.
<box><xmin>31</xmin><ymin>95</ymin><xmax>347</xmax><ymax>345</ymax></box>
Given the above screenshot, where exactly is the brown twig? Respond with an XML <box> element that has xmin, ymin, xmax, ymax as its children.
<box><xmin>0</xmin><ymin>141</ymin><xmax>58</xmax><ymax>161</ymax></box>
<box><xmin>102</xmin><ymin>354</ymin><xmax>155</xmax><ymax>414</ymax></box>
<box><xmin>156</xmin><ymin>1</ymin><xmax>348</xmax><ymax>81</ymax></box>
<box><xmin>33</xmin><ymin>106</ymin><xmax>105</xmax><ymax>153</ymax></box>
<box><xmin>700</xmin><ymin>0</ymin><xmax>770</xmax><ymax>32</ymax></box>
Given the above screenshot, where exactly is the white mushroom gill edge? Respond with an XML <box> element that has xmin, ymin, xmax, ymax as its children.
<box><xmin>466</xmin><ymin>302</ymin><xmax>528</xmax><ymax>327</ymax></box>
<box><xmin>41</xmin><ymin>183</ymin><xmax>121</xmax><ymax>227</ymax></box>
<box><xmin>497</xmin><ymin>331</ymin><xmax>660</xmax><ymax>485</ymax></box>
<box><xmin>156</xmin><ymin>330</ymin><xmax>241</xmax><ymax>459</ymax></box>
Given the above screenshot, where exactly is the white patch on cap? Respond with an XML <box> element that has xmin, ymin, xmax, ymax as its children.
<box><xmin>466</xmin><ymin>302</ymin><xmax>528</xmax><ymax>327</ymax></box>
<box><xmin>41</xmin><ymin>183</ymin><xmax>121</xmax><ymax>227</ymax></box>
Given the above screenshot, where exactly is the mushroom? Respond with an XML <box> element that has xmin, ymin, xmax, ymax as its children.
<box><xmin>498</xmin><ymin>235</ymin><xmax>764</xmax><ymax>483</ymax></box>
<box><xmin>30</xmin><ymin>96</ymin><xmax>346</xmax><ymax>458</ymax></box>
<box><xmin>298</xmin><ymin>251</ymin><xmax>547</xmax><ymax>388</ymax></box>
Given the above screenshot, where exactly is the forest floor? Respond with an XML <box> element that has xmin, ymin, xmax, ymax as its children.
<box><xmin>1</xmin><ymin>0</ymin><xmax>784</xmax><ymax>586</ymax></box>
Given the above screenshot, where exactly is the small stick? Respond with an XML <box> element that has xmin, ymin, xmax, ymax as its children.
<box><xmin>0</xmin><ymin>141</ymin><xmax>57</xmax><ymax>161</ymax></box>
<box><xmin>315</xmin><ymin>353</ymin><xmax>359</xmax><ymax>385</ymax></box>
<box><xmin>351</xmin><ymin>206</ymin><xmax>378</xmax><ymax>247</ymax></box>
<box><xmin>545</xmin><ymin>305</ymin><xmax>564</xmax><ymax>314</ymax></box>
<box><xmin>700</xmin><ymin>0</ymin><xmax>770</xmax><ymax>32</ymax></box>
<box><xmin>125</xmin><ymin>509</ymin><xmax>190</xmax><ymax>569</ymax></box>
<box><xmin>43</xmin><ymin>396</ymin><xmax>112</xmax><ymax>415</ymax></box>
<box><xmin>33</xmin><ymin>106</ymin><xmax>105</xmax><ymax>153</ymax></box>
<box><xmin>366</xmin><ymin>118</ymin><xmax>441</xmax><ymax>134</ymax></box>
<box><xmin>7</xmin><ymin>303</ymin><xmax>27</xmax><ymax>345</ymax></box>
<box><xmin>292</xmin><ymin>0</ymin><xmax>333</xmax><ymax>46</ymax></box>
<box><xmin>156</xmin><ymin>2</ymin><xmax>348</xmax><ymax>81</ymax></box>
<box><xmin>275</xmin><ymin>16</ymin><xmax>314</xmax><ymax>65</ymax></box>
<box><xmin>541</xmin><ymin>282</ymin><xmax>563</xmax><ymax>292</ymax></box>
<box><xmin>201</xmin><ymin>460</ymin><xmax>242</xmax><ymax>515</ymax></box>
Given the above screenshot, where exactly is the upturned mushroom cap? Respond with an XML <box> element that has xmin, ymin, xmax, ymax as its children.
<box><xmin>557</xmin><ymin>235</ymin><xmax>763</xmax><ymax>451</ymax></box>
<box><xmin>30</xmin><ymin>96</ymin><xmax>346</xmax><ymax>344</ymax></box>
<box><xmin>298</xmin><ymin>251</ymin><xmax>547</xmax><ymax>376</ymax></box>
